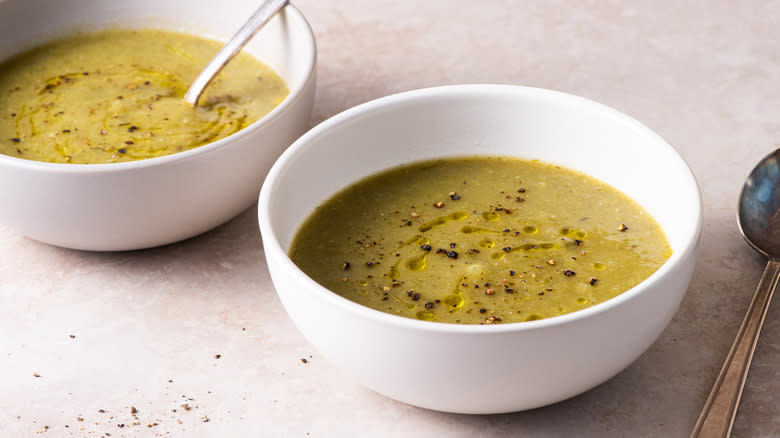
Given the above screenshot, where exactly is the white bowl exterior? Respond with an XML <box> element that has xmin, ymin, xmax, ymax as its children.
<box><xmin>259</xmin><ymin>85</ymin><xmax>701</xmax><ymax>413</ymax></box>
<box><xmin>266</xmin><ymin>240</ymin><xmax>697</xmax><ymax>413</ymax></box>
<box><xmin>0</xmin><ymin>0</ymin><xmax>316</xmax><ymax>251</ymax></box>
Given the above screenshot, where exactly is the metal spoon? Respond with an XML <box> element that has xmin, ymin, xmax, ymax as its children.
<box><xmin>183</xmin><ymin>0</ymin><xmax>289</xmax><ymax>106</ymax></box>
<box><xmin>691</xmin><ymin>148</ymin><xmax>780</xmax><ymax>437</ymax></box>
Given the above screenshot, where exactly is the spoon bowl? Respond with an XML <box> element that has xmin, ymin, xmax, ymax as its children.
<box><xmin>691</xmin><ymin>148</ymin><xmax>780</xmax><ymax>437</ymax></box>
<box><xmin>738</xmin><ymin>149</ymin><xmax>780</xmax><ymax>257</ymax></box>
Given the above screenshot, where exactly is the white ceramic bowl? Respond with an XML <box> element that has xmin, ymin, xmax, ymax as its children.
<box><xmin>0</xmin><ymin>0</ymin><xmax>316</xmax><ymax>251</ymax></box>
<box><xmin>259</xmin><ymin>85</ymin><xmax>701</xmax><ymax>414</ymax></box>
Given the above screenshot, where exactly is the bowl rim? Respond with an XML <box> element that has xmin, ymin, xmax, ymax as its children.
<box><xmin>0</xmin><ymin>2</ymin><xmax>317</xmax><ymax>174</ymax></box>
<box><xmin>259</xmin><ymin>83</ymin><xmax>703</xmax><ymax>334</ymax></box>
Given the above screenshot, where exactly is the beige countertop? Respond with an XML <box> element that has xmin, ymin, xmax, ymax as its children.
<box><xmin>2</xmin><ymin>0</ymin><xmax>779</xmax><ymax>436</ymax></box>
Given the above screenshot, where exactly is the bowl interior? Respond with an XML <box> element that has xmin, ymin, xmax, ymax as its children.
<box><xmin>265</xmin><ymin>85</ymin><xmax>700</xmax><ymax>267</ymax></box>
<box><xmin>0</xmin><ymin>0</ymin><xmax>314</xmax><ymax>99</ymax></box>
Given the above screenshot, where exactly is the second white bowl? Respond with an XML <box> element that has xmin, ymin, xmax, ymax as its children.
<box><xmin>0</xmin><ymin>0</ymin><xmax>316</xmax><ymax>251</ymax></box>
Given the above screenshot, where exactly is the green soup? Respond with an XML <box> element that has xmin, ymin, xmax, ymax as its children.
<box><xmin>0</xmin><ymin>29</ymin><xmax>288</xmax><ymax>163</ymax></box>
<box><xmin>290</xmin><ymin>156</ymin><xmax>672</xmax><ymax>324</ymax></box>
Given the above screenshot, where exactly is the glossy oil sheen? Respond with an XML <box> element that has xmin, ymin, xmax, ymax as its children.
<box><xmin>0</xmin><ymin>29</ymin><xmax>289</xmax><ymax>163</ymax></box>
<box><xmin>290</xmin><ymin>156</ymin><xmax>672</xmax><ymax>324</ymax></box>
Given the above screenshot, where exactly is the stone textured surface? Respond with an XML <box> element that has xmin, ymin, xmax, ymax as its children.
<box><xmin>2</xmin><ymin>0</ymin><xmax>779</xmax><ymax>436</ymax></box>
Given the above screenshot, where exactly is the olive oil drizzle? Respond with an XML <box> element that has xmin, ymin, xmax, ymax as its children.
<box><xmin>290</xmin><ymin>157</ymin><xmax>672</xmax><ymax>325</ymax></box>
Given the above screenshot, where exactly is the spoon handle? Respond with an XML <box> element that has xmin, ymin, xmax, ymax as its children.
<box><xmin>183</xmin><ymin>0</ymin><xmax>289</xmax><ymax>105</ymax></box>
<box><xmin>690</xmin><ymin>258</ymin><xmax>780</xmax><ymax>438</ymax></box>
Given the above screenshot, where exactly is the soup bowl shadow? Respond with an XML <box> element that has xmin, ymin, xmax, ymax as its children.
<box><xmin>258</xmin><ymin>84</ymin><xmax>701</xmax><ymax>414</ymax></box>
<box><xmin>0</xmin><ymin>0</ymin><xmax>316</xmax><ymax>251</ymax></box>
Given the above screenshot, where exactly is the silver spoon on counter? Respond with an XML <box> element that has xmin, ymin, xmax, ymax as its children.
<box><xmin>183</xmin><ymin>0</ymin><xmax>289</xmax><ymax>106</ymax></box>
<box><xmin>691</xmin><ymin>148</ymin><xmax>780</xmax><ymax>437</ymax></box>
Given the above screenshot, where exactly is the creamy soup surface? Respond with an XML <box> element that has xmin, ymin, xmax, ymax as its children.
<box><xmin>0</xmin><ymin>29</ymin><xmax>288</xmax><ymax>163</ymax></box>
<box><xmin>290</xmin><ymin>156</ymin><xmax>672</xmax><ymax>324</ymax></box>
